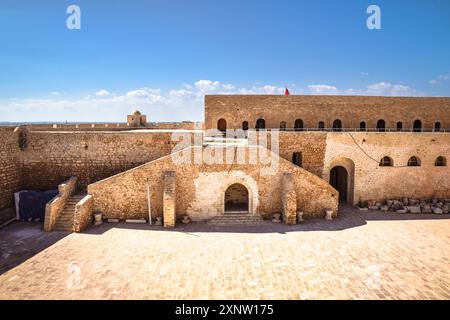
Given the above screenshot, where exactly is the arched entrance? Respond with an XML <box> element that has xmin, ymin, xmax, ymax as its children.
<box><xmin>224</xmin><ymin>183</ymin><xmax>249</xmax><ymax>213</ymax></box>
<box><xmin>330</xmin><ymin>166</ymin><xmax>348</xmax><ymax>203</ymax></box>
<box><xmin>256</xmin><ymin>118</ymin><xmax>265</xmax><ymax>130</ymax></box>
<box><xmin>217</xmin><ymin>118</ymin><xmax>227</xmax><ymax>132</ymax></box>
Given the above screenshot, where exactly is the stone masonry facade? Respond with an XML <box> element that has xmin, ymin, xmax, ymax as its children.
<box><xmin>0</xmin><ymin>94</ymin><xmax>449</xmax><ymax>228</ymax></box>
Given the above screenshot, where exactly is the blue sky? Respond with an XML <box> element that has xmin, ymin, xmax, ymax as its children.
<box><xmin>0</xmin><ymin>0</ymin><xmax>449</xmax><ymax>122</ymax></box>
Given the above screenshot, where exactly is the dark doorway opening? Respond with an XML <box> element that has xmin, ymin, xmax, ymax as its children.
<box><xmin>330</xmin><ymin>166</ymin><xmax>348</xmax><ymax>203</ymax></box>
<box><xmin>218</xmin><ymin>118</ymin><xmax>227</xmax><ymax>132</ymax></box>
<box><xmin>256</xmin><ymin>118</ymin><xmax>265</xmax><ymax>130</ymax></box>
<box><xmin>225</xmin><ymin>184</ymin><xmax>249</xmax><ymax>213</ymax></box>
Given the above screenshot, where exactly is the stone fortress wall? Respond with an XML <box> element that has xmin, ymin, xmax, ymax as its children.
<box><xmin>0</xmin><ymin>127</ymin><xmax>21</xmax><ymax>211</ymax></box>
<box><xmin>205</xmin><ymin>95</ymin><xmax>450</xmax><ymax>130</ymax></box>
<box><xmin>87</xmin><ymin>146</ymin><xmax>339</xmax><ymax>221</ymax></box>
<box><xmin>0</xmin><ymin>94</ymin><xmax>449</xmax><ymax>221</ymax></box>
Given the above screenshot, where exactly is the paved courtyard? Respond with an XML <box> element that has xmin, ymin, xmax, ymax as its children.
<box><xmin>0</xmin><ymin>207</ymin><xmax>449</xmax><ymax>299</ymax></box>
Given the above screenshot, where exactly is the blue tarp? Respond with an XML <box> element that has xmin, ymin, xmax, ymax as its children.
<box><xmin>16</xmin><ymin>190</ymin><xmax>59</xmax><ymax>221</ymax></box>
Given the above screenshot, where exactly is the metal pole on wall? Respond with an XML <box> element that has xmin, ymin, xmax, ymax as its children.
<box><xmin>147</xmin><ymin>178</ymin><xmax>152</xmax><ymax>225</ymax></box>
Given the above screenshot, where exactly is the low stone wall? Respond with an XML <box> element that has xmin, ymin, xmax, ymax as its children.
<box><xmin>44</xmin><ymin>177</ymin><xmax>77</xmax><ymax>231</ymax></box>
<box><xmin>73</xmin><ymin>195</ymin><xmax>93</xmax><ymax>232</ymax></box>
<box><xmin>88</xmin><ymin>146</ymin><xmax>338</xmax><ymax>222</ymax></box>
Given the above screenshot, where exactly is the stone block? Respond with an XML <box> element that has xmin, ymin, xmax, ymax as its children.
<box><xmin>163</xmin><ymin>171</ymin><xmax>176</xmax><ymax>228</ymax></box>
<box><xmin>407</xmin><ymin>206</ymin><xmax>421</xmax><ymax>214</ymax></box>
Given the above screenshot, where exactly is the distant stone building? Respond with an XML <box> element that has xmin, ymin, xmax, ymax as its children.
<box><xmin>0</xmin><ymin>95</ymin><xmax>449</xmax><ymax>231</ymax></box>
<box><xmin>127</xmin><ymin>110</ymin><xmax>147</xmax><ymax>127</ymax></box>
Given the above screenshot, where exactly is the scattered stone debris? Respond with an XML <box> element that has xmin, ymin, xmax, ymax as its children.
<box><xmin>357</xmin><ymin>198</ymin><xmax>450</xmax><ymax>214</ymax></box>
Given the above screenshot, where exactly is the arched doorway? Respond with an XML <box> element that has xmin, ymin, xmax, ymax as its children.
<box><xmin>294</xmin><ymin>119</ymin><xmax>304</xmax><ymax>131</ymax></box>
<box><xmin>224</xmin><ymin>183</ymin><xmax>249</xmax><ymax>213</ymax></box>
<box><xmin>217</xmin><ymin>118</ymin><xmax>227</xmax><ymax>132</ymax></box>
<box><xmin>376</xmin><ymin>119</ymin><xmax>386</xmax><ymax>132</ymax></box>
<box><xmin>330</xmin><ymin>166</ymin><xmax>348</xmax><ymax>203</ymax></box>
<box><xmin>256</xmin><ymin>118</ymin><xmax>265</xmax><ymax>130</ymax></box>
<box><xmin>413</xmin><ymin>120</ymin><xmax>422</xmax><ymax>132</ymax></box>
<box><xmin>332</xmin><ymin>119</ymin><xmax>342</xmax><ymax>131</ymax></box>
<box><xmin>242</xmin><ymin>121</ymin><xmax>249</xmax><ymax>131</ymax></box>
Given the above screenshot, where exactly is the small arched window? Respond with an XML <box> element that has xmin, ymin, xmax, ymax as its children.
<box><xmin>294</xmin><ymin>119</ymin><xmax>304</xmax><ymax>131</ymax></box>
<box><xmin>217</xmin><ymin>118</ymin><xmax>227</xmax><ymax>132</ymax></box>
<box><xmin>332</xmin><ymin>119</ymin><xmax>342</xmax><ymax>132</ymax></box>
<box><xmin>434</xmin><ymin>122</ymin><xmax>441</xmax><ymax>132</ymax></box>
<box><xmin>396</xmin><ymin>122</ymin><xmax>403</xmax><ymax>131</ymax></box>
<box><xmin>318</xmin><ymin>121</ymin><xmax>325</xmax><ymax>130</ymax></box>
<box><xmin>407</xmin><ymin>156</ymin><xmax>421</xmax><ymax>167</ymax></box>
<box><xmin>435</xmin><ymin>156</ymin><xmax>447</xmax><ymax>167</ymax></box>
<box><xmin>255</xmin><ymin>118</ymin><xmax>265</xmax><ymax>130</ymax></box>
<box><xmin>379</xmin><ymin>156</ymin><xmax>393</xmax><ymax>167</ymax></box>
<box><xmin>360</xmin><ymin>121</ymin><xmax>366</xmax><ymax>131</ymax></box>
<box><xmin>377</xmin><ymin>119</ymin><xmax>386</xmax><ymax>132</ymax></box>
<box><xmin>280</xmin><ymin>121</ymin><xmax>287</xmax><ymax>131</ymax></box>
<box><xmin>242</xmin><ymin>121</ymin><xmax>249</xmax><ymax>131</ymax></box>
<box><xmin>292</xmin><ymin>152</ymin><xmax>302</xmax><ymax>167</ymax></box>
<box><xmin>413</xmin><ymin>120</ymin><xmax>422</xmax><ymax>132</ymax></box>
<box><xmin>294</xmin><ymin>119</ymin><xmax>303</xmax><ymax>131</ymax></box>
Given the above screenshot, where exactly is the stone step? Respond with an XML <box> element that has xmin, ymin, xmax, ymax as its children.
<box><xmin>207</xmin><ymin>215</ymin><xmax>265</xmax><ymax>226</ymax></box>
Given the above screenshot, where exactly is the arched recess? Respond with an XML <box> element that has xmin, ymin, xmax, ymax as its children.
<box><xmin>332</xmin><ymin>119</ymin><xmax>343</xmax><ymax>131</ymax></box>
<box><xmin>221</xmin><ymin>179</ymin><xmax>258</xmax><ymax>215</ymax></box>
<box><xmin>376</xmin><ymin>119</ymin><xmax>386</xmax><ymax>132</ymax></box>
<box><xmin>256</xmin><ymin>118</ymin><xmax>265</xmax><ymax>130</ymax></box>
<box><xmin>217</xmin><ymin>118</ymin><xmax>227</xmax><ymax>132</ymax></box>
<box><xmin>224</xmin><ymin>183</ymin><xmax>249</xmax><ymax>213</ymax></box>
<box><xmin>294</xmin><ymin>119</ymin><xmax>304</xmax><ymax>131</ymax></box>
<box><xmin>413</xmin><ymin>120</ymin><xmax>422</xmax><ymax>132</ymax></box>
<box><xmin>242</xmin><ymin>121</ymin><xmax>249</xmax><ymax>131</ymax></box>
<box><xmin>326</xmin><ymin>157</ymin><xmax>355</xmax><ymax>204</ymax></box>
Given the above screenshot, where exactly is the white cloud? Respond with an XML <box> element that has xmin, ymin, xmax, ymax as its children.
<box><xmin>50</xmin><ymin>91</ymin><xmax>61</xmax><ymax>96</ymax></box>
<box><xmin>194</xmin><ymin>80</ymin><xmax>235</xmax><ymax>93</ymax></box>
<box><xmin>0</xmin><ymin>79</ymin><xmax>426</xmax><ymax>123</ymax></box>
<box><xmin>308</xmin><ymin>84</ymin><xmax>338</xmax><ymax>94</ymax></box>
<box><xmin>126</xmin><ymin>88</ymin><xmax>161</xmax><ymax>98</ymax></box>
<box><xmin>95</xmin><ymin>89</ymin><xmax>110</xmax><ymax>97</ymax></box>
<box><xmin>429</xmin><ymin>74</ymin><xmax>449</xmax><ymax>85</ymax></box>
<box><xmin>306</xmin><ymin>82</ymin><xmax>423</xmax><ymax>96</ymax></box>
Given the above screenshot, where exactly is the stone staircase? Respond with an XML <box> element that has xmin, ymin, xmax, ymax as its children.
<box><xmin>53</xmin><ymin>194</ymin><xmax>85</xmax><ymax>231</ymax></box>
<box><xmin>207</xmin><ymin>214</ymin><xmax>265</xmax><ymax>226</ymax></box>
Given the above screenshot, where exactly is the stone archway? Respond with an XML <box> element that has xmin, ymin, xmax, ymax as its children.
<box><xmin>326</xmin><ymin>157</ymin><xmax>355</xmax><ymax>205</ymax></box>
<box><xmin>224</xmin><ymin>183</ymin><xmax>249</xmax><ymax>213</ymax></box>
<box><xmin>330</xmin><ymin>166</ymin><xmax>348</xmax><ymax>203</ymax></box>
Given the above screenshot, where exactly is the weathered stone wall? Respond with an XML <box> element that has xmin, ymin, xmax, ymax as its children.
<box><xmin>323</xmin><ymin>132</ymin><xmax>450</xmax><ymax>204</ymax></box>
<box><xmin>163</xmin><ymin>171</ymin><xmax>176</xmax><ymax>227</ymax></box>
<box><xmin>274</xmin><ymin>132</ymin><xmax>327</xmax><ymax>177</ymax></box>
<box><xmin>282</xmin><ymin>173</ymin><xmax>297</xmax><ymax>224</ymax></box>
<box><xmin>88</xmin><ymin>146</ymin><xmax>338</xmax><ymax>221</ymax></box>
<box><xmin>0</xmin><ymin>128</ymin><xmax>21</xmax><ymax>211</ymax></box>
<box><xmin>19</xmin><ymin>130</ymin><xmax>195</xmax><ymax>190</ymax></box>
<box><xmin>73</xmin><ymin>194</ymin><xmax>93</xmax><ymax>232</ymax></box>
<box><xmin>205</xmin><ymin>95</ymin><xmax>450</xmax><ymax>130</ymax></box>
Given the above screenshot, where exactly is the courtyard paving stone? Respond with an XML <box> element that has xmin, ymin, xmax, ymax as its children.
<box><xmin>0</xmin><ymin>207</ymin><xmax>449</xmax><ymax>299</ymax></box>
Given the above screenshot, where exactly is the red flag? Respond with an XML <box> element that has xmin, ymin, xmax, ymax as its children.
<box><xmin>285</xmin><ymin>88</ymin><xmax>290</xmax><ymax>95</ymax></box>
